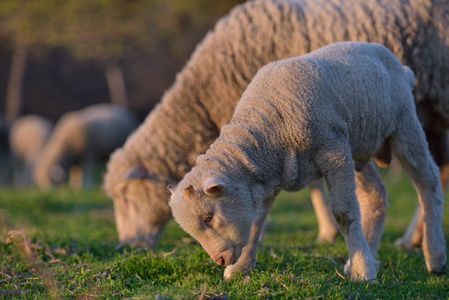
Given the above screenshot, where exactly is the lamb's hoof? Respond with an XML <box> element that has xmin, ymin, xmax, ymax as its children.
<box><xmin>344</xmin><ymin>259</ymin><xmax>378</xmax><ymax>282</ymax></box>
<box><xmin>428</xmin><ymin>263</ymin><xmax>446</xmax><ymax>275</ymax></box>
<box><xmin>223</xmin><ymin>264</ymin><xmax>240</xmax><ymax>280</ymax></box>
<box><xmin>394</xmin><ymin>237</ymin><xmax>415</xmax><ymax>251</ymax></box>
<box><xmin>223</xmin><ymin>260</ymin><xmax>255</xmax><ymax>280</ymax></box>
<box><xmin>349</xmin><ymin>272</ymin><xmax>377</xmax><ymax>282</ymax></box>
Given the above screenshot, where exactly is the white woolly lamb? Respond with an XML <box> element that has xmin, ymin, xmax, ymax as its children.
<box><xmin>169</xmin><ymin>42</ymin><xmax>446</xmax><ymax>281</ymax></box>
<box><xmin>104</xmin><ymin>0</ymin><xmax>449</xmax><ymax>249</ymax></box>
<box><xmin>34</xmin><ymin>104</ymin><xmax>138</xmax><ymax>189</ymax></box>
<box><xmin>9</xmin><ymin>115</ymin><xmax>52</xmax><ymax>186</ymax></box>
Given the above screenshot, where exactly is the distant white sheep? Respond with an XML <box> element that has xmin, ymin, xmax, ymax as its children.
<box><xmin>104</xmin><ymin>0</ymin><xmax>449</xmax><ymax>249</ymax></box>
<box><xmin>34</xmin><ymin>104</ymin><xmax>138</xmax><ymax>189</ymax></box>
<box><xmin>169</xmin><ymin>42</ymin><xmax>446</xmax><ymax>281</ymax></box>
<box><xmin>9</xmin><ymin>115</ymin><xmax>53</xmax><ymax>186</ymax></box>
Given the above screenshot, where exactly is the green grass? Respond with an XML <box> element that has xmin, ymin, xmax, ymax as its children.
<box><xmin>1</xmin><ymin>171</ymin><xmax>448</xmax><ymax>299</ymax></box>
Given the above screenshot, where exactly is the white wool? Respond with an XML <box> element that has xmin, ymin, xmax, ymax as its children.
<box><xmin>103</xmin><ymin>0</ymin><xmax>449</xmax><ymax>247</ymax></box>
<box><xmin>170</xmin><ymin>42</ymin><xmax>446</xmax><ymax>281</ymax></box>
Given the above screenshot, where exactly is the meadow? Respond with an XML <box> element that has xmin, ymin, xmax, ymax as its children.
<box><xmin>1</xmin><ymin>170</ymin><xmax>448</xmax><ymax>299</ymax></box>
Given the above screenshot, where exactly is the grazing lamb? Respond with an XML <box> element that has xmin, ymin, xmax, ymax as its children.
<box><xmin>34</xmin><ymin>104</ymin><xmax>138</xmax><ymax>189</ymax></box>
<box><xmin>169</xmin><ymin>42</ymin><xmax>446</xmax><ymax>281</ymax></box>
<box><xmin>104</xmin><ymin>0</ymin><xmax>449</xmax><ymax>249</ymax></box>
<box><xmin>9</xmin><ymin>115</ymin><xmax>53</xmax><ymax>186</ymax></box>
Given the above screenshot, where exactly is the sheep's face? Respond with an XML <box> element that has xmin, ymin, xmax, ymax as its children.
<box><xmin>169</xmin><ymin>172</ymin><xmax>256</xmax><ymax>266</ymax></box>
<box><xmin>114</xmin><ymin>166</ymin><xmax>172</xmax><ymax>248</ymax></box>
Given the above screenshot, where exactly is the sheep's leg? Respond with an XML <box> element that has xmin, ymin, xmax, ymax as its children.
<box><xmin>224</xmin><ymin>195</ymin><xmax>274</xmax><ymax>279</ymax></box>
<box><xmin>355</xmin><ymin>161</ymin><xmax>388</xmax><ymax>257</ymax></box>
<box><xmin>12</xmin><ymin>156</ymin><xmax>26</xmax><ymax>186</ymax></box>
<box><xmin>395</xmin><ymin>130</ymin><xmax>449</xmax><ymax>250</ymax></box>
<box><xmin>309</xmin><ymin>180</ymin><xmax>340</xmax><ymax>243</ymax></box>
<box><xmin>391</xmin><ymin>119</ymin><xmax>446</xmax><ymax>274</ymax></box>
<box><xmin>80</xmin><ymin>151</ymin><xmax>95</xmax><ymax>188</ymax></box>
<box><xmin>317</xmin><ymin>144</ymin><xmax>377</xmax><ymax>281</ymax></box>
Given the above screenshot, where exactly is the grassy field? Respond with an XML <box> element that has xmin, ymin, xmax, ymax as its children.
<box><xmin>1</xmin><ymin>171</ymin><xmax>448</xmax><ymax>299</ymax></box>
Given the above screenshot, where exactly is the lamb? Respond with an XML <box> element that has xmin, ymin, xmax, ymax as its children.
<box><xmin>9</xmin><ymin>115</ymin><xmax>53</xmax><ymax>186</ymax></box>
<box><xmin>169</xmin><ymin>42</ymin><xmax>446</xmax><ymax>281</ymax></box>
<box><xmin>103</xmin><ymin>0</ymin><xmax>449</xmax><ymax>249</ymax></box>
<box><xmin>34</xmin><ymin>104</ymin><xmax>138</xmax><ymax>189</ymax></box>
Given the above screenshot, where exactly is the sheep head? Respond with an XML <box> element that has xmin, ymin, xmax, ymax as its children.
<box><xmin>113</xmin><ymin>164</ymin><xmax>172</xmax><ymax>248</ymax></box>
<box><xmin>169</xmin><ymin>170</ymin><xmax>256</xmax><ymax>267</ymax></box>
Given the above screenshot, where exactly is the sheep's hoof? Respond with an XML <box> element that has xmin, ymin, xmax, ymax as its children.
<box><xmin>315</xmin><ymin>231</ymin><xmax>338</xmax><ymax>244</ymax></box>
<box><xmin>430</xmin><ymin>269</ymin><xmax>446</xmax><ymax>275</ymax></box>
<box><xmin>428</xmin><ymin>264</ymin><xmax>446</xmax><ymax>275</ymax></box>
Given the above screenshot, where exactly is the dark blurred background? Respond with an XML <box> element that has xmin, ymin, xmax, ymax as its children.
<box><xmin>0</xmin><ymin>0</ymin><xmax>245</xmax><ymax>129</ymax></box>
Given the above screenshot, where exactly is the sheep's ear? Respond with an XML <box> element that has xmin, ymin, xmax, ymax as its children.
<box><xmin>122</xmin><ymin>165</ymin><xmax>149</xmax><ymax>179</ymax></box>
<box><xmin>203</xmin><ymin>177</ymin><xmax>225</xmax><ymax>197</ymax></box>
<box><xmin>184</xmin><ymin>185</ymin><xmax>195</xmax><ymax>200</ymax></box>
<box><xmin>167</xmin><ymin>184</ymin><xmax>177</xmax><ymax>195</ymax></box>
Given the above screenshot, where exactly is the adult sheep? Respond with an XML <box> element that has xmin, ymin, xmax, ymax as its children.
<box><xmin>169</xmin><ymin>41</ymin><xmax>446</xmax><ymax>281</ymax></box>
<box><xmin>34</xmin><ymin>104</ymin><xmax>138</xmax><ymax>189</ymax></box>
<box><xmin>104</xmin><ymin>0</ymin><xmax>449</xmax><ymax>249</ymax></box>
<box><xmin>9</xmin><ymin>115</ymin><xmax>53</xmax><ymax>186</ymax></box>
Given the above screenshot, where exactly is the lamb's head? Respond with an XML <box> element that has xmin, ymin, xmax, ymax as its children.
<box><xmin>111</xmin><ymin>164</ymin><xmax>172</xmax><ymax>248</ymax></box>
<box><xmin>169</xmin><ymin>171</ymin><xmax>256</xmax><ymax>266</ymax></box>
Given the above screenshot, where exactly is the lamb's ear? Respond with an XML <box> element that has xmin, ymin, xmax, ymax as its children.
<box><xmin>203</xmin><ymin>177</ymin><xmax>225</xmax><ymax>197</ymax></box>
<box><xmin>184</xmin><ymin>185</ymin><xmax>195</xmax><ymax>200</ymax></box>
<box><xmin>122</xmin><ymin>165</ymin><xmax>149</xmax><ymax>179</ymax></box>
<box><xmin>167</xmin><ymin>184</ymin><xmax>177</xmax><ymax>195</ymax></box>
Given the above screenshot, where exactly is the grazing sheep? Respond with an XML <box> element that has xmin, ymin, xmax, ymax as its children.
<box><xmin>34</xmin><ymin>104</ymin><xmax>138</xmax><ymax>189</ymax></box>
<box><xmin>104</xmin><ymin>0</ymin><xmax>449</xmax><ymax>249</ymax></box>
<box><xmin>169</xmin><ymin>42</ymin><xmax>446</xmax><ymax>281</ymax></box>
<box><xmin>9</xmin><ymin>115</ymin><xmax>53</xmax><ymax>186</ymax></box>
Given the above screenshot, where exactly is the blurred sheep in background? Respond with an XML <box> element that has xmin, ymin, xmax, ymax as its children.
<box><xmin>9</xmin><ymin>115</ymin><xmax>52</xmax><ymax>186</ymax></box>
<box><xmin>34</xmin><ymin>104</ymin><xmax>138</xmax><ymax>189</ymax></box>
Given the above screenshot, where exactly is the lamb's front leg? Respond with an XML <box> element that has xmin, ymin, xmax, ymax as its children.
<box><xmin>317</xmin><ymin>147</ymin><xmax>377</xmax><ymax>281</ymax></box>
<box><xmin>343</xmin><ymin>161</ymin><xmax>388</xmax><ymax>275</ymax></box>
<box><xmin>224</xmin><ymin>196</ymin><xmax>274</xmax><ymax>279</ymax></box>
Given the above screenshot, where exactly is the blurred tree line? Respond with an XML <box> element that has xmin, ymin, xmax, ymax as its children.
<box><xmin>0</xmin><ymin>0</ymin><xmax>245</xmax><ymax>127</ymax></box>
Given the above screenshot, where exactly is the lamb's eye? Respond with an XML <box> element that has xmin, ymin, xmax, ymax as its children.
<box><xmin>203</xmin><ymin>215</ymin><xmax>214</xmax><ymax>227</ymax></box>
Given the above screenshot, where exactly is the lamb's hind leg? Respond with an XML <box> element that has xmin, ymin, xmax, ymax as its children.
<box><xmin>395</xmin><ymin>130</ymin><xmax>449</xmax><ymax>250</ymax></box>
<box><xmin>392</xmin><ymin>118</ymin><xmax>446</xmax><ymax>274</ymax></box>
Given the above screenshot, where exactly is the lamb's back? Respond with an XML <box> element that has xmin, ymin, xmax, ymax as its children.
<box><xmin>236</xmin><ymin>42</ymin><xmax>413</xmax><ymax>151</ymax></box>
